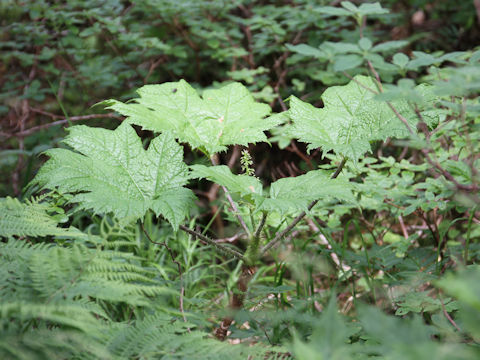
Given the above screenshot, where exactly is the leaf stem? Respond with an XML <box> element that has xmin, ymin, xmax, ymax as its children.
<box><xmin>179</xmin><ymin>225</ymin><xmax>245</xmax><ymax>261</ymax></box>
<box><xmin>260</xmin><ymin>157</ymin><xmax>346</xmax><ymax>254</ymax></box>
<box><xmin>141</xmin><ymin>222</ymin><xmax>187</xmax><ymax>324</ymax></box>
<box><xmin>254</xmin><ymin>212</ymin><xmax>267</xmax><ymax>239</ymax></box>
<box><xmin>439</xmin><ymin>292</ymin><xmax>462</xmax><ymax>333</ymax></box>
<box><xmin>210</xmin><ymin>155</ymin><xmax>251</xmax><ymax>236</ymax></box>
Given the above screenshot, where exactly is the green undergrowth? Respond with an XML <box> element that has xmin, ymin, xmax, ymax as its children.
<box><xmin>1</xmin><ymin>1</ymin><xmax>480</xmax><ymax>359</ymax></box>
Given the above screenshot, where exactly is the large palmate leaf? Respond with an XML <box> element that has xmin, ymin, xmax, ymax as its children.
<box><xmin>31</xmin><ymin>122</ymin><xmax>194</xmax><ymax>228</ymax></box>
<box><xmin>103</xmin><ymin>80</ymin><xmax>277</xmax><ymax>155</ymax></box>
<box><xmin>256</xmin><ymin>170</ymin><xmax>355</xmax><ymax>213</ymax></box>
<box><xmin>190</xmin><ymin>165</ymin><xmax>353</xmax><ymax>214</ymax></box>
<box><xmin>288</xmin><ymin>75</ymin><xmax>434</xmax><ymax>162</ymax></box>
<box><xmin>190</xmin><ymin>165</ymin><xmax>263</xmax><ymax>197</ymax></box>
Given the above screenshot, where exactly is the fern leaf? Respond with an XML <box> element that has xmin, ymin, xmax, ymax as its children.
<box><xmin>104</xmin><ymin>313</ymin><xmax>269</xmax><ymax>360</ymax></box>
<box><xmin>0</xmin><ymin>302</ymin><xmax>101</xmax><ymax>333</ymax></box>
<box><xmin>0</xmin><ymin>327</ymin><xmax>109</xmax><ymax>360</ymax></box>
<box><xmin>30</xmin><ymin>122</ymin><xmax>194</xmax><ymax>228</ymax></box>
<box><xmin>0</xmin><ymin>197</ymin><xmax>84</xmax><ymax>238</ymax></box>
<box><xmin>288</xmin><ymin>75</ymin><xmax>432</xmax><ymax>162</ymax></box>
<box><xmin>1</xmin><ymin>239</ymin><xmax>172</xmax><ymax>307</ymax></box>
<box><xmin>103</xmin><ymin>80</ymin><xmax>278</xmax><ymax>155</ymax></box>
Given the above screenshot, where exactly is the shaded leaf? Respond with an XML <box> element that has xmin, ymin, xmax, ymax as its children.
<box><xmin>372</xmin><ymin>40</ymin><xmax>408</xmax><ymax>53</ymax></box>
<box><xmin>393</xmin><ymin>53</ymin><xmax>410</xmax><ymax>68</ymax></box>
<box><xmin>333</xmin><ymin>54</ymin><xmax>363</xmax><ymax>71</ymax></box>
<box><xmin>285</xmin><ymin>44</ymin><xmax>327</xmax><ymax>60</ymax></box>
<box><xmin>314</xmin><ymin>6</ymin><xmax>351</xmax><ymax>17</ymax></box>
<box><xmin>292</xmin><ymin>296</ymin><xmax>357</xmax><ymax>360</ymax></box>
<box><xmin>357</xmin><ymin>2</ymin><xmax>389</xmax><ymax>16</ymax></box>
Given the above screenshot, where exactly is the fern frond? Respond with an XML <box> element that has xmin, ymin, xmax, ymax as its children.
<box><xmin>0</xmin><ymin>302</ymin><xmax>101</xmax><ymax>333</ymax></box>
<box><xmin>103</xmin><ymin>313</ymin><xmax>270</xmax><ymax>360</ymax></box>
<box><xmin>0</xmin><ymin>327</ymin><xmax>110</xmax><ymax>360</ymax></box>
<box><xmin>0</xmin><ymin>240</ymin><xmax>171</xmax><ymax>305</ymax></box>
<box><xmin>0</xmin><ymin>196</ymin><xmax>84</xmax><ymax>238</ymax></box>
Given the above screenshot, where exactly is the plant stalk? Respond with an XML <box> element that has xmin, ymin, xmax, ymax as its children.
<box><xmin>210</xmin><ymin>155</ymin><xmax>251</xmax><ymax>236</ymax></box>
<box><xmin>179</xmin><ymin>225</ymin><xmax>245</xmax><ymax>261</ymax></box>
<box><xmin>260</xmin><ymin>157</ymin><xmax>346</xmax><ymax>254</ymax></box>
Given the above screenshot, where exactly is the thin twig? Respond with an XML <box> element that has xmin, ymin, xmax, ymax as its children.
<box><xmin>439</xmin><ymin>293</ymin><xmax>462</xmax><ymax>332</ymax></box>
<box><xmin>285</xmin><ymin>142</ymin><xmax>314</xmax><ymax>170</ymax></box>
<box><xmin>277</xmin><ymin>95</ymin><xmax>287</xmax><ymax>111</ymax></box>
<box><xmin>214</xmin><ymin>264</ymin><xmax>256</xmax><ymax>340</ymax></box>
<box><xmin>421</xmin><ymin>148</ymin><xmax>476</xmax><ymax>191</ymax></box>
<box><xmin>179</xmin><ymin>225</ymin><xmax>245</xmax><ymax>261</ymax></box>
<box><xmin>224</xmin><ymin>185</ymin><xmax>251</xmax><ymax>234</ymax></box>
<box><xmin>261</xmin><ymin>157</ymin><xmax>347</xmax><ymax>254</ymax></box>
<box><xmin>398</xmin><ymin>215</ymin><xmax>409</xmax><ymax>239</ymax></box>
<box><xmin>269</xmin><ymin>30</ymin><xmax>304</xmax><ymax>110</ymax></box>
<box><xmin>30</xmin><ymin>106</ymin><xmax>63</xmax><ymax>118</ymax></box>
<box><xmin>91</xmin><ymin>15</ymin><xmax>144</xmax><ymax>80</ymax></box>
<box><xmin>391</xmin><ymin>98</ymin><xmax>474</xmax><ymax>191</ymax></box>
<box><xmin>306</xmin><ymin>218</ymin><xmax>347</xmax><ymax>270</ymax></box>
<box><xmin>11</xmin><ymin>63</ymin><xmax>37</xmax><ymax>195</ymax></box>
<box><xmin>2</xmin><ymin>113</ymin><xmax>122</xmax><ymax>139</ymax></box>
<box><xmin>367</xmin><ymin>60</ymin><xmax>383</xmax><ymax>92</ymax></box>
<box><xmin>144</xmin><ymin>56</ymin><xmax>167</xmax><ymax>84</ymax></box>
<box><xmin>140</xmin><ymin>223</ymin><xmax>188</xmax><ymax>324</ymax></box>
<box><xmin>205</xmin><ymin>147</ymin><xmax>242</xmax><ymax>237</ymax></box>
<box><xmin>386</xmin><ymin>102</ymin><xmax>415</xmax><ymax>134</ymax></box>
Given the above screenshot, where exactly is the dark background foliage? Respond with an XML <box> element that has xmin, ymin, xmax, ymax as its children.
<box><xmin>1</xmin><ymin>1</ymin><xmax>480</xmax><ymax>359</ymax></box>
<box><xmin>2</xmin><ymin>0</ymin><xmax>479</xmax><ymax>196</ymax></box>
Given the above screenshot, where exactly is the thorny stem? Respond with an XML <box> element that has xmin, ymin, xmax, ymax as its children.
<box><xmin>215</xmin><ymin>156</ymin><xmax>347</xmax><ymax>341</ymax></box>
<box><xmin>210</xmin><ymin>156</ymin><xmax>251</xmax><ymax>236</ymax></box>
<box><xmin>215</xmin><ymin>159</ymin><xmax>346</xmax><ymax>341</ymax></box>
<box><xmin>140</xmin><ymin>223</ymin><xmax>188</xmax><ymax>324</ymax></box>
<box><xmin>254</xmin><ymin>212</ymin><xmax>267</xmax><ymax>239</ymax></box>
<box><xmin>179</xmin><ymin>225</ymin><xmax>245</xmax><ymax>261</ymax></box>
<box><xmin>260</xmin><ymin>158</ymin><xmax>347</xmax><ymax>254</ymax></box>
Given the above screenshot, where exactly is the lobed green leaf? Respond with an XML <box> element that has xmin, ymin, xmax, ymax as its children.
<box><xmin>104</xmin><ymin>80</ymin><xmax>277</xmax><ymax>155</ymax></box>
<box><xmin>256</xmin><ymin>170</ymin><xmax>355</xmax><ymax>213</ymax></box>
<box><xmin>287</xmin><ymin>75</ymin><xmax>436</xmax><ymax>162</ymax></box>
<box><xmin>30</xmin><ymin>122</ymin><xmax>194</xmax><ymax>228</ymax></box>
<box><xmin>190</xmin><ymin>164</ymin><xmax>263</xmax><ymax>197</ymax></box>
